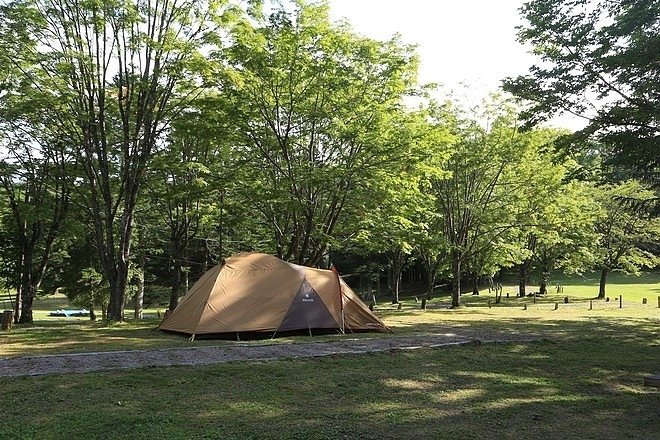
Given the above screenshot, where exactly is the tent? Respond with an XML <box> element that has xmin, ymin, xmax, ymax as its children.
<box><xmin>158</xmin><ymin>252</ymin><xmax>389</xmax><ymax>338</ymax></box>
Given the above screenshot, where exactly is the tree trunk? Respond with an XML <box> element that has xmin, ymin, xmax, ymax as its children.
<box><xmin>169</xmin><ymin>258</ymin><xmax>182</xmax><ymax>311</ymax></box>
<box><xmin>451</xmin><ymin>253</ymin><xmax>461</xmax><ymax>308</ymax></box>
<box><xmin>134</xmin><ymin>273</ymin><xmax>144</xmax><ymax>320</ymax></box>
<box><xmin>539</xmin><ymin>266</ymin><xmax>550</xmax><ymax>296</ymax></box>
<box><xmin>598</xmin><ymin>267</ymin><xmax>609</xmax><ymax>299</ymax></box>
<box><xmin>13</xmin><ymin>284</ymin><xmax>21</xmax><ymax>324</ymax></box>
<box><xmin>388</xmin><ymin>249</ymin><xmax>405</xmax><ymax>304</ymax></box>
<box><xmin>425</xmin><ymin>264</ymin><xmax>436</xmax><ymax>300</ymax></box>
<box><xmin>89</xmin><ymin>303</ymin><xmax>97</xmax><ymax>321</ymax></box>
<box><xmin>18</xmin><ymin>285</ymin><xmax>35</xmax><ymax>324</ymax></box>
<box><xmin>518</xmin><ymin>263</ymin><xmax>527</xmax><ymax>298</ymax></box>
<box><xmin>107</xmin><ymin>264</ymin><xmax>128</xmax><ymax>322</ymax></box>
<box><xmin>134</xmin><ymin>227</ymin><xmax>146</xmax><ymax>320</ymax></box>
<box><xmin>472</xmin><ymin>272</ymin><xmax>480</xmax><ymax>295</ymax></box>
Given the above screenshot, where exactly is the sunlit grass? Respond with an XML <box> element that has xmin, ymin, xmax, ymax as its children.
<box><xmin>1</xmin><ymin>335</ymin><xmax>657</xmax><ymax>439</ymax></box>
<box><xmin>1</xmin><ymin>272</ymin><xmax>658</xmax><ymax>358</ymax></box>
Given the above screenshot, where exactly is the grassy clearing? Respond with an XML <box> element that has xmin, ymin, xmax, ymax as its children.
<box><xmin>0</xmin><ymin>273</ymin><xmax>658</xmax><ymax>439</ymax></box>
<box><xmin>1</xmin><ymin>328</ymin><xmax>658</xmax><ymax>439</ymax></box>
<box><xmin>1</xmin><ymin>272</ymin><xmax>658</xmax><ymax>357</ymax></box>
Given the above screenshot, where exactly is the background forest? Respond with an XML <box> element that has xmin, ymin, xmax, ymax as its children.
<box><xmin>0</xmin><ymin>0</ymin><xmax>657</xmax><ymax>323</ymax></box>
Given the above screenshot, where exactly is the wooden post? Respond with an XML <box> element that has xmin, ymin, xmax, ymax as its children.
<box><xmin>554</xmin><ymin>302</ymin><xmax>558</xmax><ymax>310</ymax></box>
<box><xmin>523</xmin><ymin>304</ymin><xmax>527</xmax><ymax>310</ymax></box>
<box><xmin>369</xmin><ymin>303</ymin><xmax>374</xmax><ymax>312</ymax></box>
<box><xmin>421</xmin><ymin>298</ymin><xmax>427</xmax><ymax>310</ymax></box>
<box><xmin>506</xmin><ymin>292</ymin><xmax>509</xmax><ymax>298</ymax></box>
<box><xmin>642</xmin><ymin>298</ymin><xmax>647</xmax><ymax>305</ymax></box>
<box><xmin>488</xmin><ymin>300</ymin><xmax>491</xmax><ymax>309</ymax></box>
<box><xmin>619</xmin><ymin>295</ymin><xmax>622</xmax><ymax>309</ymax></box>
<box><xmin>564</xmin><ymin>296</ymin><xmax>569</xmax><ymax>304</ymax></box>
<box><xmin>397</xmin><ymin>303</ymin><xmax>402</xmax><ymax>310</ymax></box>
<box><xmin>589</xmin><ymin>300</ymin><xmax>593</xmax><ymax>310</ymax></box>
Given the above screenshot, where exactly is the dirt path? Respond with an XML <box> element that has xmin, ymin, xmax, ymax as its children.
<box><xmin>0</xmin><ymin>327</ymin><xmax>541</xmax><ymax>377</ymax></box>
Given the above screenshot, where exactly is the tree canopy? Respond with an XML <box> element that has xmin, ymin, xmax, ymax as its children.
<box><xmin>0</xmin><ymin>0</ymin><xmax>656</xmax><ymax>320</ymax></box>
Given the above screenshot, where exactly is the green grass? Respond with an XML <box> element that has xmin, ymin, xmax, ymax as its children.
<box><xmin>1</xmin><ymin>272</ymin><xmax>659</xmax><ymax>357</ymax></box>
<box><xmin>0</xmin><ymin>273</ymin><xmax>658</xmax><ymax>439</ymax></box>
<box><xmin>1</xmin><ymin>323</ymin><xmax>658</xmax><ymax>439</ymax></box>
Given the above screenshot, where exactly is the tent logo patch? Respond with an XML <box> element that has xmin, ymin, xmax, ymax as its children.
<box><xmin>302</xmin><ymin>293</ymin><xmax>314</xmax><ymax>302</ymax></box>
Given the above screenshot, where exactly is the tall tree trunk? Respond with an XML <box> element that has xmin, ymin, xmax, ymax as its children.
<box><xmin>598</xmin><ymin>267</ymin><xmax>609</xmax><ymax>299</ymax></box>
<box><xmin>472</xmin><ymin>271</ymin><xmax>480</xmax><ymax>295</ymax></box>
<box><xmin>518</xmin><ymin>263</ymin><xmax>527</xmax><ymax>297</ymax></box>
<box><xmin>539</xmin><ymin>266</ymin><xmax>550</xmax><ymax>296</ymax></box>
<box><xmin>425</xmin><ymin>263</ymin><xmax>436</xmax><ymax>300</ymax></box>
<box><xmin>107</xmin><ymin>264</ymin><xmax>128</xmax><ymax>321</ymax></box>
<box><xmin>13</xmin><ymin>284</ymin><xmax>21</xmax><ymax>325</ymax></box>
<box><xmin>391</xmin><ymin>256</ymin><xmax>403</xmax><ymax>304</ymax></box>
<box><xmin>169</xmin><ymin>258</ymin><xmax>182</xmax><ymax>311</ymax></box>
<box><xmin>18</xmin><ymin>285</ymin><xmax>36</xmax><ymax>324</ymax></box>
<box><xmin>451</xmin><ymin>252</ymin><xmax>461</xmax><ymax>308</ymax></box>
<box><xmin>89</xmin><ymin>302</ymin><xmax>97</xmax><ymax>321</ymax></box>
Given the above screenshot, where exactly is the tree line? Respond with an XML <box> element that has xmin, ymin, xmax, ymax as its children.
<box><xmin>0</xmin><ymin>0</ymin><xmax>657</xmax><ymax>323</ymax></box>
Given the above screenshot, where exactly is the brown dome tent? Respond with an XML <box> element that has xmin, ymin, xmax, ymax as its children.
<box><xmin>158</xmin><ymin>253</ymin><xmax>389</xmax><ymax>339</ymax></box>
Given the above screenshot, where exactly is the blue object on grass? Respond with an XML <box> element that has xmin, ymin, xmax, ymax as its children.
<box><xmin>49</xmin><ymin>309</ymin><xmax>90</xmax><ymax>317</ymax></box>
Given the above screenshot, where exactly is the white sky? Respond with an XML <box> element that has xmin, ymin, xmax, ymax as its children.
<box><xmin>329</xmin><ymin>0</ymin><xmax>584</xmax><ymax>130</ymax></box>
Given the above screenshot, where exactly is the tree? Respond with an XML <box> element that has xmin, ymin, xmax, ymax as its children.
<box><xmin>428</xmin><ymin>100</ymin><xmax>533</xmax><ymax>308</ymax></box>
<box><xmin>0</xmin><ymin>0</ymin><xmax>240</xmax><ymax>321</ymax></box>
<box><xmin>503</xmin><ymin>0</ymin><xmax>659</xmax><ymax>210</ymax></box>
<box><xmin>146</xmin><ymin>108</ymin><xmax>222</xmax><ymax>311</ymax></box>
<box><xmin>353</xmin><ymin>170</ymin><xmax>428</xmax><ymax>304</ymax></box>
<box><xmin>524</xmin><ymin>181</ymin><xmax>599</xmax><ymax>296</ymax></box>
<box><xmin>0</xmin><ymin>132</ymin><xmax>71</xmax><ymax>323</ymax></box>
<box><xmin>220</xmin><ymin>1</ymin><xmax>419</xmax><ymax>266</ymax></box>
<box><xmin>593</xmin><ymin>181</ymin><xmax>660</xmax><ymax>298</ymax></box>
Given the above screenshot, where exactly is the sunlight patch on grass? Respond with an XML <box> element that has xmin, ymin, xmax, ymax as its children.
<box><xmin>382</xmin><ymin>378</ymin><xmax>434</xmax><ymax>391</ymax></box>
<box><xmin>456</xmin><ymin>371</ymin><xmax>554</xmax><ymax>386</ymax></box>
<box><xmin>430</xmin><ymin>388</ymin><xmax>485</xmax><ymax>402</ymax></box>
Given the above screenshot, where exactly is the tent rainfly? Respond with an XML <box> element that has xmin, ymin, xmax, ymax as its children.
<box><xmin>158</xmin><ymin>253</ymin><xmax>389</xmax><ymax>339</ymax></box>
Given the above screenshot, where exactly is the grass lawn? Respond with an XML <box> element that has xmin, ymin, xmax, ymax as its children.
<box><xmin>0</xmin><ymin>273</ymin><xmax>658</xmax><ymax>438</ymax></box>
<box><xmin>1</xmin><ymin>271</ymin><xmax>659</xmax><ymax>357</ymax></box>
<box><xmin>1</xmin><ymin>329</ymin><xmax>658</xmax><ymax>439</ymax></box>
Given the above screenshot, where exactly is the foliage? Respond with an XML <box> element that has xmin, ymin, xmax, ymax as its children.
<box><xmin>218</xmin><ymin>1</ymin><xmax>419</xmax><ymax>266</ymax></box>
<box><xmin>0</xmin><ymin>0</ymin><xmax>243</xmax><ymax>321</ymax></box>
<box><xmin>593</xmin><ymin>180</ymin><xmax>660</xmax><ymax>296</ymax></box>
<box><xmin>503</xmin><ymin>0</ymin><xmax>660</xmax><ymax>211</ymax></box>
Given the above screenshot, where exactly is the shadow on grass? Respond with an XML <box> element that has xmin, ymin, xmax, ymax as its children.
<box><xmin>0</xmin><ymin>317</ymin><xmax>658</xmax><ymax>440</ymax></box>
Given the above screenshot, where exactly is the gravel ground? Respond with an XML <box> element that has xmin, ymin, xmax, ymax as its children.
<box><xmin>0</xmin><ymin>326</ymin><xmax>541</xmax><ymax>377</ymax></box>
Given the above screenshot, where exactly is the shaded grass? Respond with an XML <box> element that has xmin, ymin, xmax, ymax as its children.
<box><xmin>1</xmin><ymin>321</ymin><xmax>658</xmax><ymax>439</ymax></box>
<box><xmin>1</xmin><ymin>274</ymin><xmax>658</xmax><ymax>439</ymax></box>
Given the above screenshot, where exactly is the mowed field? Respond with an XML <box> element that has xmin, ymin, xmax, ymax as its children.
<box><xmin>0</xmin><ymin>272</ymin><xmax>658</xmax><ymax>439</ymax></box>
